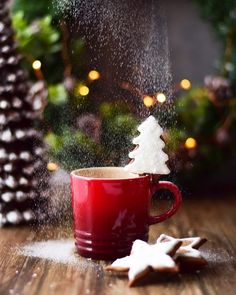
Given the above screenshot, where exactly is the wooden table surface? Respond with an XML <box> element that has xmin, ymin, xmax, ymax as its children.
<box><xmin>0</xmin><ymin>195</ymin><xmax>236</xmax><ymax>295</ymax></box>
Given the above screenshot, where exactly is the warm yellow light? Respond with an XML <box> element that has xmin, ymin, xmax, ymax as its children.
<box><xmin>180</xmin><ymin>79</ymin><xmax>191</xmax><ymax>90</ymax></box>
<box><xmin>88</xmin><ymin>70</ymin><xmax>100</xmax><ymax>81</ymax></box>
<box><xmin>32</xmin><ymin>60</ymin><xmax>41</xmax><ymax>70</ymax></box>
<box><xmin>156</xmin><ymin>93</ymin><xmax>166</xmax><ymax>103</ymax></box>
<box><xmin>47</xmin><ymin>162</ymin><xmax>59</xmax><ymax>172</ymax></box>
<box><xmin>185</xmin><ymin>137</ymin><xmax>197</xmax><ymax>149</ymax></box>
<box><xmin>78</xmin><ymin>85</ymin><xmax>89</xmax><ymax>96</ymax></box>
<box><xmin>143</xmin><ymin>95</ymin><xmax>154</xmax><ymax>107</ymax></box>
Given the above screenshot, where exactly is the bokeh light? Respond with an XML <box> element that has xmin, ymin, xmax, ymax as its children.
<box><xmin>32</xmin><ymin>60</ymin><xmax>41</xmax><ymax>70</ymax></box>
<box><xmin>185</xmin><ymin>137</ymin><xmax>197</xmax><ymax>149</ymax></box>
<box><xmin>47</xmin><ymin>162</ymin><xmax>59</xmax><ymax>172</ymax></box>
<box><xmin>88</xmin><ymin>70</ymin><xmax>100</xmax><ymax>81</ymax></box>
<box><xmin>77</xmin><ymin>85</ymin><xmax>90</xmax><ymax>96</ymax></box>
<box><xmin>143</xmin><ymin>96</ymin><xmax>155</xmax><ymax>107</ymax></box>
<box><xmin>156</xmin><ymin>93</ymin><xmax>166</xmax><ymax>103</ymax></box>
<box><xmin>180</xmin><ymin>79</ymin><xmax>191</xmax><ymax>90</ymax></box>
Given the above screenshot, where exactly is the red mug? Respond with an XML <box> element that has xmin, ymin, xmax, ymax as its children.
<box><xmin>70</xmin><ymin>167</ymin><xmax>181</xmax><ymax>260</ymax></box>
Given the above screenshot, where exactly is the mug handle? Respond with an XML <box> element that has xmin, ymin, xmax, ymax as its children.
<box><xmin>148</xmin><ymin>181</ymin><xmax>182</xmax><ymax>225</ymax></box>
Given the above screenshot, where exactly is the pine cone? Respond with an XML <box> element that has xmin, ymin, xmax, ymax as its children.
<box><xmin>204</xmin><ymin>75</ymin><xmax>232</xmax><ymax>102</ymax></box>
<box><xmin>0</xmin><ymin>1</ymin><xmax>49</xmax><ymax>226</ymax></box>
<box><xmin>215</xmin><ymin>128</ymin><xmax>231</xmax><ymax>146</ymax></box>
<box><xmin>77</xmin><ymin>114</ymin><xmax>101</xmax><ymax>142</ymax></box>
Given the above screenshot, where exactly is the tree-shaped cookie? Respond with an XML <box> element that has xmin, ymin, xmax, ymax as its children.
<box><xmin>124</xmin><ymin>115</ymin><xmax>170</xmax><ymax>175</ymax></box>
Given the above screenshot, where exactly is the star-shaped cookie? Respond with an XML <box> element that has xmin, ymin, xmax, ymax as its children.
<box><xmin>106</xmin><ymin>239</ymin><xmax>181</xmax><ymax>286</ymax></box>
<box><xmin>156</xmin><ymin>234</ymin><xmax>207</xmax><ymax>269</ymax></box>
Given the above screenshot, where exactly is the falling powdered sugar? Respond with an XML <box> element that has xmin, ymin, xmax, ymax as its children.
<box><xmin>18</xmin><ymin>239</ymin><xmax>94</xmax><ymax>268</ymax></box>
<box><xmin>53</xmin><ymin>0</ymin><xmax>173</xmax><ymax>122</ymax></box>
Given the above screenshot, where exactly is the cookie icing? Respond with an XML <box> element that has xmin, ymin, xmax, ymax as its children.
<box><xmin>107</xmin><ymin>239</ymin><xmax>179</xmax><ymax>285</ymax></box>
<box><xmin>157</xmin><ymin>234</ymin><xmax>207</xmax><ymax>259</ymax></box>
<box><xmin>124</xmin><ymin>116</ymin><xmax>170</xmax><ymax>175</ymax></box>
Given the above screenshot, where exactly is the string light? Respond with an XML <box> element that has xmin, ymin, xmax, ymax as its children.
<box><xmin>156</xmin><ymin>93</ymin><xmax>166</xmax><ymax>103</ymax></box>
<box><xmin>47</xmin><ymin>162</ymin><xmax>59</xmax><ymax>172</ymax></box>
<box><xmin>32</xmin><ymin>60</ymin><xmax>41</xmax><ymax>70</ymax></box>
<box><xmin>185</xmin><ymin>137</ymin><xmax>197</xmax><ymax>149</ymax></box>
<box><xmin>180</xmin><ymin>79</ymin><xmax>191</xmax><ymax>90</ymax></box>
<box><xmin>77</xmin><ymin>85</ymin><xmax>90</xmax><ymax>96</ymax></box>
<box><xmin>88</xmin><ymin>70</ymin><xmax>100</xmax><ymax>81</ymax></box>
<box><xmin>143</xmin><ymin>95</ymin><xmax>155</xmax><ymax>107</ymax></box>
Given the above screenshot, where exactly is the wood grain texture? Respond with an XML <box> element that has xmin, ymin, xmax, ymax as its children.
<box><xmin>0</xmin><ymin>195</ymin><xmax>236</xmax><ymax>295</ymax></box>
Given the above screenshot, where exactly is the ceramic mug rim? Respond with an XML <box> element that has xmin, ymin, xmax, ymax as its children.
<box><xmin>70</xmin><ymin>167</ymin><xmax>148</xmax><ymax>181</ymax></box>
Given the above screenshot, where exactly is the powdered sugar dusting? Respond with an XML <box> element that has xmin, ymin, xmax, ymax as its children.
<box><xmin>18</xmin><ymin>239</ymin><xmax>94</xmax><ymax>268</ymax></box>
<box><xmin>201</xmin><ymin>248</ymin><xmax>234</xmax><ymax>265</ymax></box>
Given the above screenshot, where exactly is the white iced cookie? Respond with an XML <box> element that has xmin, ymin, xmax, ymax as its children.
<box><xmin>106</xmin><ymin>239</ymin><xmax>181</xmax><ymax>286</ymax></box>
<box><xmin>124</xmin><ymin>115</ymin><xmax>170</xmax><ymax>175</ymax></box>
<box><xmin>156</xmin><ymin>234</ymin><xmax>207</xmax><ymax>268</ymax></box>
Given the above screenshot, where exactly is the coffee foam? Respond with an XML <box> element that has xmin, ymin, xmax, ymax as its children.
<box><xmin>72</xmin><ymin>167</ymin><xmax>140</xmax><ymax>179</ymax></box>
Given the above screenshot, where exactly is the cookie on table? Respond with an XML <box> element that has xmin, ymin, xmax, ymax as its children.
<box><xmin>157</xmin><ymin>234</ymin><xmax>207</xmax><ymax>270</ymax></box>
<box><xmin>106</xmin><ymin>238</ymin><xmax>181</xmax><ymax>287</ymax></box>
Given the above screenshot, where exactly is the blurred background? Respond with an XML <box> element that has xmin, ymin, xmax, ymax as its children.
<box><xmin>2</xmin><ymin>0</ymin><xmax>236</xmax><ymax>195</ymax></box>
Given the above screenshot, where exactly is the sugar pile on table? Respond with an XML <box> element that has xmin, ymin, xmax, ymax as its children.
<box><xmin>201</xmin><ymin>248</ymin><xmax>234</xmax><ymax>265</ymax></box>
<box><xmin>18</xmin><ymin>239</ymin><xmax>94</xmax><ymax>268</ymax></box>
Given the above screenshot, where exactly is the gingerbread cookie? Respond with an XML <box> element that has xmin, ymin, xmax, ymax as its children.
<box><xmin>156</xmin><ymin>234</ymin><xmax>207</xmax><ymax>269</ymax></box>
<box><xmin>124</xmin><ymin>115</ymin><xmax>170</xmax><ymax>175</ymax></box>
<box><xmin>106</xmin><ymin>239</ymin><xmax>181</xmax><ymax>286</ymax></box>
